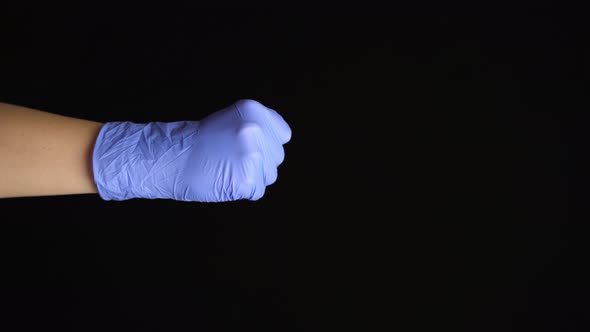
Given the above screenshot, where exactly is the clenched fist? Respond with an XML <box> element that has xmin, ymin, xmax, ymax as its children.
<box><xmin>92</xmin><ymin>99</ymin><xmax>292</xmax><ymax>202</ymax></box>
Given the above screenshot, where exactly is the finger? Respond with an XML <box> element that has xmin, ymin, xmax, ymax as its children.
<box><xmin>249</xmin><ymin>182</ymin><xmax>266</xmax><ymax>201</ymax></box>
<box><xmin>247</xmin><ymin>160</ymin><xmax>266</xmax><ymax>201</ymax></box>
<box><xmin>234</xmin><ymin>123</ymin><xmax>267</xmax><ymax>200</ymax></box>
<box><xmin>235</xmin><ymin>151</ymin><xmax>266</xmax><ymax>201</ymax></box>
<box><xmin>264</xmin><ymin>162</ymin><xmax>278</xmax><ymax>186</ymax></box>
<box><xmin>265</xmin><ymin>139</ymin><xmax>285</xmax><ymax>166</ymax></box>
<box><xmin>237</xmin><ymin>122</ymin><xmax>264</xmax><ymax>155</ymax></box>
<box><xmin>234</xmin><ymin>99</ymin><xmax>292</xmax><ymax>145</ymax></box>
<box><xmin>266</xmin><ymin>107</ymin><xmax>292</xmax><ymax>144</ymax></box>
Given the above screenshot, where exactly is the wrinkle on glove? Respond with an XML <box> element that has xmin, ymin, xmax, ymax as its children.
<box><xmin>92</xmin><ymin>99</ymin><xmax>291</xmax><ymax>202</ymax></box>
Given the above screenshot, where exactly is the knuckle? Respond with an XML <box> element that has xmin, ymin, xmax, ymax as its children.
<box><xmin>266</xmin><ymin>168</ymin><xmax>278</xmax><ymax>186</ymax></box>
<box><xmin>276</xmin><ymin>147</ymin><xmax>285</xmax><ymax>165</ymax></box>
<box><xmin>235</xmin><ymin>99</ymin><xmax>274</xmax><ymax>119</ymax></box>
<box><xmin>236</xmin><ymin>123</ymin><xmax>264</xmax><ymax>148</ymax></box>
<box><xmin>236</xmin><ymin>122</ymin><xmax>263</xmax><ymax>138</ymax></box>
<box><xmin>282</xmin><ymin>125</ymin><xmax>292</xmax><ymax>143</ymax></box>
<box><xmin>236</xmin><ymin>99</ymin><xmax>263</xmax><ymax>112</ymax></box>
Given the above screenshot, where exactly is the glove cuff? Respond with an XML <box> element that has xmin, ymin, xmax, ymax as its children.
<box><xmin>93</xmin><ymin>120</ymin><xmax>200</xmax><ymax>201</ymax></box>
<box><xmin>93</xmin><ymin>121</ymin><xmax>147</xmax><ymax>201</ymax></box>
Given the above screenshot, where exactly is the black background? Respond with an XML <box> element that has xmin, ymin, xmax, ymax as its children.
<box><xmin>0</xmin><ymin>2</ymin><xmax>588</xmax><ymax>331</ymax></box>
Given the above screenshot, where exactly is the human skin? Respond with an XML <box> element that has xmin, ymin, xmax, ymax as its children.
<box><xmin>0</xmin><ymin>102</ymin><xmax>102</xmax><ymax>198</ymax></box>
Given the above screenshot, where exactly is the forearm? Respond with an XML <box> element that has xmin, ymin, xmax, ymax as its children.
<box><xmin>0</xmin><ymin>102</ymin><xmax>102</xmax><ymax>198</ymax></box>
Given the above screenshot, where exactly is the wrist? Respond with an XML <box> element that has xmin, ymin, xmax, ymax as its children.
<box><xmin>93</xmin><ymin>120</ymin><xmax>200</xmax><ymax>201</ymax></box>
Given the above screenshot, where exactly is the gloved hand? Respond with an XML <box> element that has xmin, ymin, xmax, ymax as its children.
<box><xmin>92</xmin><ymin>99</ymin><xmax>292</xmax><ymax>202</ymax></box>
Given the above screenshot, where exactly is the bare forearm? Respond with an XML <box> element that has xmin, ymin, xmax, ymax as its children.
<box><xmin>0</xmin><ymin>103</ymin><xmax>103</xmax><ymax>198</ymax></box>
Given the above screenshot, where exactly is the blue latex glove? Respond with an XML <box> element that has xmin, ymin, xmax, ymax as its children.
<box><xmin>92</xmin><ymin>99</ymin><xmax>292</xmax><ymax>202</ymax></box>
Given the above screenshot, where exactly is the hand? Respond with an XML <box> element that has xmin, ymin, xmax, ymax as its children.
<box><xmin>93</xmin><ymin>99</ymin><xmax>292</xmax><ymax>202</ymax></box>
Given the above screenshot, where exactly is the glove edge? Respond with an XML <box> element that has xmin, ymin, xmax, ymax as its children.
<box><xmin>92</xmin><ymin>122</ymin><xmax>113</xmax><ymax>201</ymax></box>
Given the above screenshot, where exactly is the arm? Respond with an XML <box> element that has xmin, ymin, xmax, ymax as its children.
<box><xmin>0</xmin><ymin>99</ymin><xmax>291</xmax><ymax>202</ymax></box>
<box><xmin>0</xmin><ymin>102</ymin><xmax>102</xmax><ymax>198</ymax></box>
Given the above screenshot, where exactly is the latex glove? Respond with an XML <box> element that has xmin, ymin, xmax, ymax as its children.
<box><xmin>92</xmin><ymin>99</ymin><xmax>292</xmax><ymax>202</ymax></box>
